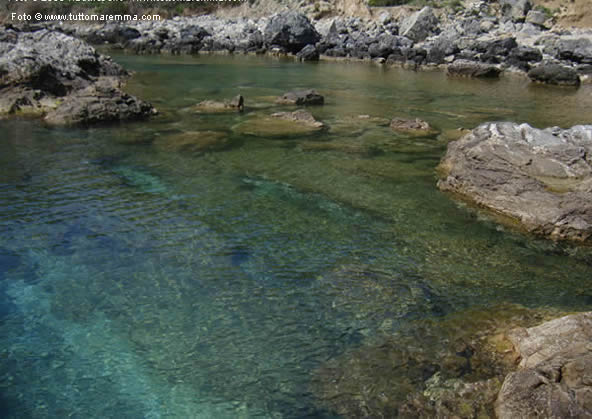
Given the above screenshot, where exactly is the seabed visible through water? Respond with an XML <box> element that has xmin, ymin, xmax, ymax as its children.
<box><xmin>1</xmin><ymin>54</ymin><xmax>592</xmax><ymax>418</ymax></box>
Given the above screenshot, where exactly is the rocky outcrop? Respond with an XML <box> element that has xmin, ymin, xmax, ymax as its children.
<box><xmin>275</xmin><ymin>89</ymin><xmax>324</xmax><ymax>105</ymax></box>
<box><xmin>0</xmin><ymin>25</ymin><xmax>154</xmax><ymax>125</ymax></box>
<box><xmin>437</xmin><ymin>122</ymin><xmax>592</xmax><ymax>242</ymax></box>
<box><xmin>496</xmin><ymin>312</ymin><xmax>592</xmax><ymax>418</ymax></box>
<box><xmin>44</xmin><ymin>77</ymin><xmax>155</xmax><ymax>125</ymax></box>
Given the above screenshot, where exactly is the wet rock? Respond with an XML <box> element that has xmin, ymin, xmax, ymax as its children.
<box><xmin>264</xmin><ymin>12</ymin><xmax>321</xmax><ymax>53</ymax></box>
<box><xmin>275</xmin><ymin>89</ymin><xmax>324</xmax><ymax>106</ymax></box>
<box><xmin>296</xmin><ymin>44</ymin><xmax>319</xmax><ymax>62</ymax></box>
<box><xmin>390</xmin><ymin>117</ymin><xmax>438</xmax><ymax>136</ymax></box>
<box><xmin>528</xmin><ymin>63</ymin><xmax>581</xmax><ymax>86</ymax></box>
<box><xmin>399</xmin><ymin>7</ymin><xmax>440</xmax><ymax>43</ymax></box>
<box><xmin>0</xmin><ymin>25</ymin><xmax>154</xmax><ymax>125</ymax></box>
<box><xmin>192</xmin><ymin>94</ymin><xmax>244</xmax><ymax>113</ymax></box>
<box><xmin>447</xmin><ymin>59</ymin><xmax>502</xmax><ymax>78</ymax></box>
<box><xmin>496</xmin><ymin>312</ymin><xmax>592</xmax><ymax>418</ymax></box>
<box><xmin>44</xmin><ymin>77</ymin><xmax>155</xmax><ymax>126</ymax></box>
<box><xmin>437</xmin><ymin>122</ymin><xmax>592</xmax><ymax>242</ymax></box>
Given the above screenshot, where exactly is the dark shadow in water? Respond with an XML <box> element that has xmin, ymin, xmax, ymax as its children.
<box><xmin>0</xmin><ymin>248</ymin><xmax>21</xmax><ymax>281</ymax></box>
<box><xmin>0</xmin><ymin>391</ymin><xmax>31</xmax><ymax>419</ymax></box>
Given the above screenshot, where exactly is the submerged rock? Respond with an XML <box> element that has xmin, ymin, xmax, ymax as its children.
<box><xmin>154</xmin><ymin>130</ymin><xmax>234</xmax><ymax>153</ymax></box>
<box><xmin>0</xmin><ymin>25</ymin><xmax>154</xmax><ymax>125</ymax></box>
<box><xmin>437</xmin><ymin>122</ymin><xmax>592</xmax><ymax>242</ymax></box>
<box><xmin>191</xmin><ymin>94</ymin><xmax>244</xmax><ymax>113</ymax></box>
<box><xmin>390</xmin><ymin>117</ymin><xmax>438</xmax><ymax>136</ymax></box>
<box><xmin>312</xmin><ymin>304</ymin><xmax>564</xmax><ymax>418</ymax></box>
<box><xmin>275</xmin><ymin>89</ymin><xmax>324</xmax><ymax>106</ymax></box>
<box><xmin>233</xmin><ymin>110</ymin><xmax>323</xmax><ymax>137</ymax></box>
<box><xmin>496</xmin><ymin>312</ymin><xmax>592</xmax><ymax>418</ymax></box>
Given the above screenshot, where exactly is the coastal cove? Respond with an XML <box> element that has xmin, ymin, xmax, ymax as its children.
<box><xmin>1</xmin><ymin>50</ymin><xmax>592</xmax><ymax>417</ymax></box>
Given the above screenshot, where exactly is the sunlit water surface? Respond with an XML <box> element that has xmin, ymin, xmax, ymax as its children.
<box><xmin>1</xmin><ymin>54</ymin><xmax>592</xmax><ymax>418</ymax></box>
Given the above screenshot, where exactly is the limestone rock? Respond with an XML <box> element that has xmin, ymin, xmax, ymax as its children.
<box><xmin>0</xmin><ymin>25</ymin><xmax>154</xmax><ymax>126</ymax></box>
<box><xmin>264</xmin><ymin>12</ymin><xmax>321</xmax><ymax>53</ymax></box>
<box><xmin>437</xmin><ymin>122</ymin><xmax>592</xmax><ymax>242</ymax></box>
<box><xmin>496</xmin><ymin>313</ymin><xmax>592</xmax><ymax>419</ymax></box>
<box><xmin>399</xmin><ymin>7</ymin><xmax>440</xmax><ymax>43</ymax></box>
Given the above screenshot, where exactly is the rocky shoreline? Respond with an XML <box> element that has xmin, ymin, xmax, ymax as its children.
<box><xmin>53</xmin><ymin>1</ymin><xmax>592</xmax><ymax>85</ymax></box>
<box><xmin>0</xmin><ymin>24</ymin><xmax>155</xmax><ymax>125</ymax></box>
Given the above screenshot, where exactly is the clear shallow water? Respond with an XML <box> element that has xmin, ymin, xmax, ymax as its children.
<box><xmin>1</xmin><ymin>54</ymin><xmax>592</xmax><ymax>418</ymax></box>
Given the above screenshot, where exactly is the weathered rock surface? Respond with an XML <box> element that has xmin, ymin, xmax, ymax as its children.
<box><xmin>437</xmin><ymin>122</ymin><xmax>592</xmax><ymax>242</ymax></box>
<box><xmin>44</xmin><ymin>77</ymin><xmax>155</xmax><ymax>125</ymax></box>
<box><xmin>399</xmin><ymin>6</ymin><xmax>440</xmax><ymax>43</ymax></box>
<box><xmin>263</xmin><ymin>11</ymin><xmax>320</xmax><ymax>53</ymax></box>
<box><xmin>447</xmin><ymin>59</ymin><xmax>502</xmax><ymax>78</ymax></box>
<box><xmin>496</xmin><ymin>312</ymin><xmax>592</xmax><ymax>418</ymax></box>
<box><xmin>275</xmin><ymin>89</ymin><xmax>324</xmax><ymax>106</ymax></box>
<box><xmin>0</xmin><ymin>25</ymin><xmax>154</xmax><ymax>125</ymax></box>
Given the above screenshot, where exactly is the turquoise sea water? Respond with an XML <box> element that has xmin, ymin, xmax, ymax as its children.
<box><xmin>1</xmin><ymin>54</ymin><xmax>592</xmax><ymax>418</ymax></box>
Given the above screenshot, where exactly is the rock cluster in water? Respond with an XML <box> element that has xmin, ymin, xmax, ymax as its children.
<box><xmin>0</xmin><ymin>24</ymin><xmax>155</xmax><ymax>125</ymax></box>
<box><xmin>437</xmin><ymin>122</ymin><xmax>592</xmax><ymax>243</ymax></box>
<box><xmin>60</xmin><ymin>1</ymin><xmax>592</xmax><ymax>85</ymax></box>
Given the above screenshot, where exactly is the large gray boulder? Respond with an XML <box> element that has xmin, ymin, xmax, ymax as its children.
<box><xmin>496</xmin><ymin>313</ymin><xmax>592</xmax><ymax>418</ymax></box>
<box><xmin>0</xmin><ymin>25</ymin><xmax>154</xmax><ymax>125</ymax></box>
<box><xmin>264</xmin><ymin>12</ymin><xmax>321</xmax><ymax>53</ymax></box>
<box><xmin>499</xmin><ymin>0</ymin><xmax>532</xmax><ymax>22</ymax></box>
<box><xmin>437</xmin><ymin>122</ymin><xmax>592</xmax><ymax>242</ymax></box>
<box><xmin>399</xmin><ymin>7</ymin><xmax>440</xmax><ymax>43</ymax></box>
